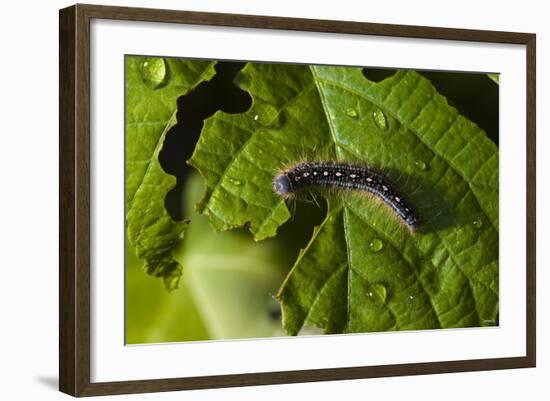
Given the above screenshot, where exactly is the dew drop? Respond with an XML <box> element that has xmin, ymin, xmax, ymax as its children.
<box><xmin>415</xmin><ymin>160</ymin><xmax>427</xmax><ymax>171</ymax></box>
<box><xmin>408</xmin><ymin>295</ymin><xmax>414</xmax><ymax>301</ymax></box>
<box><xmin>371</xmin><ymin>283</ymin><xmax>388</xmax><ymax>304</ymax></box>
<box><xmin>372</xmin><ymin>109</ymin><xmax>388</xmax><ymax>130</ymax></box>
<box><xmin>368</xmin><ymin>238</ymin><xmax>383</xmax><ymax>252</ymax></box>
<box><xmin>472</xmin><ymin>218</ymin><xmax>483</xmax><ymax>229</ymax></box>
<box><xmin>140</xmin><ymin>57</ymin><xmax>167</xmax><ymax>89</ymax></box>
<box><xmin>346</xmin><ymin>108</ymin><xmax>358</xmax><ymax>118</ymax></box>
<box><xmin>227</xmin><ymin>177</ymin><xmax>243</xmax><ymax>186</ymax></box>
<box><xmin>253</xmin><ymin>114</ymin><xmax>259</xmax><ymax>122</ymax></box>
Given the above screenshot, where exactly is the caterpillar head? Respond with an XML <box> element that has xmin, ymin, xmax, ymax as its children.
<box><xmin>273</xmin><ymin>174</ymin><xmax>293</xmax><ymax>196</ymax></box>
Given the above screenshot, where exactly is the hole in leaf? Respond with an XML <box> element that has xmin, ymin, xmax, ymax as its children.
<box><xmin>160</xmin><ymin>61</ymin><xmax>252</xmax><ymax>221</ymax></box>
<box><xmin>417</xmin><ymin>70</ymin><xmax>499</xmax><ymax>146</ymax></box>
<box><xmin>362</xmin><ymin>68</ymin><xmax>398</xmax><ymax>82</ymax></box>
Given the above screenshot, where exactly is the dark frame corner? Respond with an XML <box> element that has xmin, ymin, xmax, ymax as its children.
<box><xmin>59</xmin><ymin>3</ymin><xmax>536</xmax><ymax>397</ymax></box>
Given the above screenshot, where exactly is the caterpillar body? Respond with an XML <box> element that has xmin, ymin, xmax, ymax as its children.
<box><xmin>273</xmin><ymin>162</ymin><xmax>420</xmax><ymax>230</ymax></box>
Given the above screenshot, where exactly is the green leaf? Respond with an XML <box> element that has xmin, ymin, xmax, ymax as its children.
<box><xmin>190</xmin><ymin>63</ymin><xmax>498</xmax><ymax>334</ymax></box>
<box><xmin>125</xmin><ymin>56</ymin><xmax>216</xmax><ymax>290</ymax></box>
<box><xmin>487</xmin><ymin>73</ymin><xmax>500</xmax><ymax>85</ymax></box>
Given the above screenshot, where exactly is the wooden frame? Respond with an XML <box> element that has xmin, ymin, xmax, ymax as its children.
<box><xmin>59</xmin><ymin>3</ymin><xmax>536</xmax><ymax>397</ymax></box>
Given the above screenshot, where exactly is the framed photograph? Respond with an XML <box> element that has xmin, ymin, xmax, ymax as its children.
<box><xmin>59</xmin><ymin>4</ymin><xmax>536</xmax><ymax>397</ymax></box>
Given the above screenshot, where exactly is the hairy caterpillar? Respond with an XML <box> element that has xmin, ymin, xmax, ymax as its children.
<box><xmin>273</xmin><ymin>162</ymin><xmax>420</xmax><ymax>230</ymax></box>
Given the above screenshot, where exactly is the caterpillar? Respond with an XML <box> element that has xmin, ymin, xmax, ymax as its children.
<box><xmin>273</xmin><ymin>162</ymin><xmax>420</xmax><ymax>230</ymax></box>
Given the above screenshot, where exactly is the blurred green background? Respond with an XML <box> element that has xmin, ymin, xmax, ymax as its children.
<box><xmin>125</xmin><ymin>62</ymin><xmax>498</xmax><ymax>344</ymax></box>
<box><xmin>126</xmin><ymin>172</ymin><xmax>325</xmax><ymax>343</ymax></box>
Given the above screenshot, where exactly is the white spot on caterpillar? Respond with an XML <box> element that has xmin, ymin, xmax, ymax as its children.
<box><xmin>366</xmin><ymin>177</ymin><xmax>373</xmax><ymax>182</ymax></box>
<box><xmin>335</xmin><ymin>172</ymin><xmax>342</xmax><ymax>177</ymax></box>
<box><xmin>350</xmin><ymin>174</ymin><xmax>357</xmax><ymax>179</ymax></box>
<box><xmin>303</xmin><ymin>172</ymin><xmax>310</xmax><ymax>177</ymax></box>
<box><xmin>382</xmin><ymin>185</ymin><xmax>388</xmax><ymax>191</ymax></box>
<box><xmin>323</xmin><ymin>171</ymin><xmax>329</xmax><ymax>176</ymax></box>
<box><xmin>395</xmin><ymin>196</ymin><xmax>401</xmax><ymax>202</ymax></box>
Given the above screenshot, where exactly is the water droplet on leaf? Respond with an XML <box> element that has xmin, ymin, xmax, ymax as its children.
<box><xmin>372</xmin><ymin>109</ymin><xmax>388</xmax><ymax>130</ymax></box>
<box><xmin>371</xmin><ymin>283</ymin><xmax>388</xmax><ymax>303</ymax></box>
<box><xmin>140</xmin><ymin>57</ymin><xmax>167</xmax><ymax>89</ymax></box>
<box><xmin>369</xmin><ymin>238</ymin><xmax>383</xmax><ymax>252</ymax></box>
<box><xmin>415</xmin><ymin>160</ymin><xmax>427</xmax><ymax>170</ymax></box>
<box><xmin>472</xmin><ymin>218</ymin><xmax>483</xmax><ymax>229</ymax></box>
<box><xmin>346</xmin><ymin>108</ymin><xmax>358</xmax><ymax>118</ymax></box>
<box><xmin>227</xmin><ymin>177</ymin><xmax>242</xmax><ymax>186</ymax></box>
